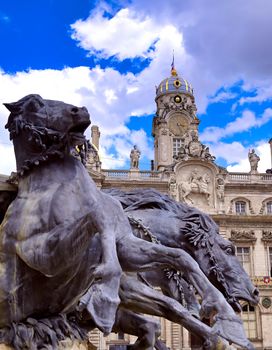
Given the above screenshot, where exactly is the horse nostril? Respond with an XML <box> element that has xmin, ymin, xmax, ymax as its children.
<box><xmin>253</xmin><ymin>288</ymin><xmax>259</xmax><ymax>297</ymax></box>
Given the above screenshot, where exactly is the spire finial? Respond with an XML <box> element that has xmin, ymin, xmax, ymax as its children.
<box><xmin>171</xmin><ymin>50</ymin><xmax>177</xmax><ymax>76</ymax></box>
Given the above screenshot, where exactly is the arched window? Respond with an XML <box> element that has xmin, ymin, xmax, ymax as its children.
<box><xmin>267</xmin><ymin>201</ymin><xmax>272</xmax><ymax>214</ymax></box>
<box><xmin>235</xmin><ymin>201</ymin><xmax>246</xmax><ymax>215</ymax></box>
<box><xmin>241</xmin><ymin>304</ymin><xmax>258</xmax><ymax>339</ymax></box>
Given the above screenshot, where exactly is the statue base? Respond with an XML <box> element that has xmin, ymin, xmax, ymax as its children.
<box><xmin>0</xmin><ymin>340</ymin><xmax>92</xmax><ymax>349</ymax></box>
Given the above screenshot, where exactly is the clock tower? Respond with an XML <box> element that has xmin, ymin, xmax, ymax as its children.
<box><xmin>152</xmin><ymin>64</ymin><xmax>199</xmax><ymax>170</ymax></box>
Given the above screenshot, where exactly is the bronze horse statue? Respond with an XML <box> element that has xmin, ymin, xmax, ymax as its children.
<box><xmin>0</xmin><ymin>95</ymin><xmax>256</xmax><ymax>349</ymax></box>
<box><xmin>106</xmin><ymin>188</ymin><xmax>259</xmax><ymax>349</ymax></box>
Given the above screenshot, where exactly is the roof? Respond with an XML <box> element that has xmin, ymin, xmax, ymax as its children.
<box><xmin>156</xmin><ymin>73</ymin><xmax>194</xmax><ymax>98</ymax></box>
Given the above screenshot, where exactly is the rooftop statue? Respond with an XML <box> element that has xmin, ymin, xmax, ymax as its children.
<box><xmin>248</xmin><ymin>148</ymin><xmax>260</xmax><ymax>173</ymax></box>
<box><xmin>0</xmin><ymin>95</ymin><xmax>258</xmax><ymax>350</ymax></box>
<box><xmin>130</xmin><ymin>145</ymin><xmax>141</xmax><ymax>169</ymax></box>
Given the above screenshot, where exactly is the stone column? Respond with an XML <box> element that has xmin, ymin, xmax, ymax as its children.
<box><xmin>269</xmin><ymin>138</ymin><xmax>272</xmax><ymax>169</ymax></box>
<box><xmin>157</xmin><ymin>120</ymin><xmax>170</xmax><ymax>171</ymax></box>
<box><xmin>91</xmin><ymin>125</ymin><xmax>100</xmax><ymax>150</ymax></box>
<box><xmin>182</xmin><ymin>328</ymin><xmax>191</xmax><ymax>350</ymax></box>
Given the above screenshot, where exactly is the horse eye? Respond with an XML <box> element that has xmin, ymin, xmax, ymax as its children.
<box><xmin>225</xmin><ymin>247</ymin><xmax>234</xmax><ymax>255</ymax></box>
<box><xmin>71</xmin><ymin>107</ymin><xmax>79</xmax><ymax>114</ymax></box>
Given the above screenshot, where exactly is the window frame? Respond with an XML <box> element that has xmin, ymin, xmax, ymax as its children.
<box><xmin>267</xmin><ymin>201</ymin><xmax>272</xmax><ymax>215</ymax></box>
<box><xmin>235</xmin><ymin>245</ymin><xmax>254</xmax><ymax>277</ymax></box>
<box><xmin>235</xmin><ymin>200</ymin><xmax>247</xmax><ymax>215</ymax></box>
<box><xmin>172</xmin><ymin>137</ymin><xmax>183</xmax><ymax>157</ymax></box>
<box><xmin>241</xmin><ymin>304</ymin><xmax>259</xmax><ymax>340</ymax></box>
<box><xmin>268</xmin><ymin>246</ymin><xmax>272</xmax><ymax>277</ymax></box>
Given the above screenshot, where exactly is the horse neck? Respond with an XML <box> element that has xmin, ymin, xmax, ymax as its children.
<box><xmin>18</xmin><ymin>156</ymin><xmax>83</xmax><ymax>192</ymax></box>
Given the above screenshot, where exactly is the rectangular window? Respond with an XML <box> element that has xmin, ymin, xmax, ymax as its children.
<box><xmin>235</xmin><ymin>201</ymin><xmax>246</xmax><ymax>215</ymax></box>
<box><xmin>236</xmin><ymin>247</ymin><xmax>251</xmax><ymax>275</ymax></box>
<box><xmin>267</xmin><ymin>202</ymin><xmax>272</xmax><ymax>214</ymax></box>
<box><xmin>173</xmin><ymin>138</ymin><xmax>183</xmax><ymax>157</ymax></box>
<box><xmin>269</xmin><ymin>247</ymin><xmax>272</xmax><ymax>276</ymax></box>
<box><xmin>242</xmin><ymin>305</ymin><xmax>257</xmax><ymax>340</ymax></box>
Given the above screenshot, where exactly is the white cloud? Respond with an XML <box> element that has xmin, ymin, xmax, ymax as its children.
<box><xmin>239</xmin><ymin>84</ymin><xmax>272</xmax><ymax>105</ymax></box>
<box><xmin>1</xmin><ymin>2</ymin><xmax>272</xmax><ymax>175</ymax></box>
<box><xmin>209</xmin><ymin>91</ymin><xmax>238</xmax><ymax>104</ymax></box>
<box><xmin>227</xmin><ymin>142</ymin><xmax>271</xmax><ymax>173</ymax></box>
<box><xmin>209</xmin><ymin>141</ymin><xmax>247</xmax><ymax>165</ymax></box>
<box><xmin>201</xmin><ymin>109</ymin><xmax>272</xmax><ymax>143</ymax></box>
<box><xmin>100</xmin><ymin>128</ymin><xmax>153</xmax><ymax>169</ymax></box>
<box><xmin>0</xmin><ymin>66</ymin><xmax>155</xmax><ymax>174</ymax></box>
<box><xmin>71</xmin><ymin>8</ymin><xmax>161</xmax><ymax>60</ymax></box>
<box><xmin>70</xmin><ymin>2</ymin><xmax>272</xmax><ymax>115</ymax></box>
<box><xmin>0</xmin><ymin>143</ymin><xmax>16</xmax><ymax>175</ymax></box>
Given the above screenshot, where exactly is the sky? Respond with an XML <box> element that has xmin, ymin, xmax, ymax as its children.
<box><xmin>1</xmin><ymin>0</ymin><xmax>272</xmax><ymax>175</ymax></box>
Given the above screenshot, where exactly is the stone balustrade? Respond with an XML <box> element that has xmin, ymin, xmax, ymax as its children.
<box><xmin>102</xmin><ymin>169</ymin><xmax>163</xmax><ymax>180</ymax></box>
<box><xmin>228</xmin><ymin>172</ymin><xmax>272</xmax><ymax>183</ymax></box>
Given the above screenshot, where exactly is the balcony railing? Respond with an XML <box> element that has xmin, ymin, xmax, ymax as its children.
<box><xmin>102</xmin><ymin>169</ymin><xmax>163</xmax><ymax>180</ymax></box>
<box><xmin>228</xmin><ymin>173</ymin><xmax>272</xmax><ymax>183</ymax></box>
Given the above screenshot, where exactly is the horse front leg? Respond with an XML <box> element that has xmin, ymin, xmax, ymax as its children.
<box><xmin>117</xmin><ymin>236</ymin><xmax>252</xmax><ymax>349</ymax></box>
<box><xmin>113</xmin><ymin>308</ymin><xmax>161</xmax><ymax>350</ymax></box>
<box><xmin>119</xmin><ymin>273</ymin><xmax>228</xmax><ymax>350</ymax></box>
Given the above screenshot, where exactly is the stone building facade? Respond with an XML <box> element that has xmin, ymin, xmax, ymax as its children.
<box><xmin>0</xmin><ymin>67</ymin><xmax>272</xmax><ymax>349</ymax></box>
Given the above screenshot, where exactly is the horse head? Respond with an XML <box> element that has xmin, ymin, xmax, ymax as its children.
<box><xmin>179</xmin><ymin>210</ymin><xmax>260</xmax><ymax>311</ymax></box>
<box><xmin>4</xmin><ymin>94</ymin><xmax>91</xmax><ymax>176</ymax></box>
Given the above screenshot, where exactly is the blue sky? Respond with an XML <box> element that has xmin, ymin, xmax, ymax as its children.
<box><xmin>1</xmin><ymin>0</ymin><xmax>272</xmax><ymax>174</ymax></box>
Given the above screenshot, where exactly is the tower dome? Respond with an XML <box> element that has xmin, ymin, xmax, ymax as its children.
<box><xmin>156</xmin><ymin>66</ymin><xmax>194</xmax><ymax>99</ymax></box>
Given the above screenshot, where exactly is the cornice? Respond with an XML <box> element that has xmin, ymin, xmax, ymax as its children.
<box><xmin>212</xmin><ymin>214</ymin><xmax>272</xmax><ymax>224</ymax></box>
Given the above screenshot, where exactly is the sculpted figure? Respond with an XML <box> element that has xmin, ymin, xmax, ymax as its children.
<box><xmin>1</xmin><ymin>94</ymin><xmax>123</xmax><ymax>340</ymax></box>
<box><xmin>0</xmin><ymin>95</ymin><xmax>257</xmax><ymax>350</ymax></box>
<box><xmin>130</xmin><ymin>145</ymin><xmax>141</xmax><ymax>169</ymax></box>
<box><xmin>168</xmin><ymin>176</ymin><xmax>177</xmax><ymax>199</ymax></box>
<box><xmin>216</xmin><ymin>178</ymin><xmax>225</xmax><ymax>202</ymax></box>
<box><xmin>85</xmin><ymin>141</ymin><xmax>101</xmax><ymax>172</ymax></box>
<box><xmin>179</xmin><ymin>169</ymin><xmax>211</xmax><ymax>205</ymax></box>
<box><xmin>106</xmin><ymin>188</ymin><xmax>258</xmax><ymax>350</ymax></box>
<box><xmin>248</xmin><ymin>149</ymin><xmax>260</xmax><ymax>173</ymax></box>
<box><xmin>201</xmin><ymin>145</ymin><xmax>216</xmax><ymax>162</ymax></box>
<box><xmin>188</xmin><ymin>132</ymin><xmax>202</xmax><ymax>157</ymax></box>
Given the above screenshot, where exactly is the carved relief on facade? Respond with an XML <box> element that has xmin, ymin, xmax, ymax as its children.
<box><xmin>158</xmin><ymin>94</ymin><xmax>196</xmax><ymax>120</ymax></box>
<box><xmin>174</xmin><ymin>130</ymin><xmax>216</xmax><ymax>163</ymax></box>
<box><xmin>86</xmin><ymin>142</ymin><xmax>101</xmax><ymax>172</ymax></box>
<box><xmin>216</xmin><ymin>177</ymin><xmax>225</xmax><ymax>213</ymax></box>
<box><xmin>262</xmin><ymin>230</ymin><xmax>272</xmax><ymax>243</ymax></box>
<box><xmin>175</xmin><ymin>164</ymin><xmax>215</xmax><ymax>210</ymax></box>
<box><xmin>230</xmin><ymin>230</ymin><xmax>257</xmax><ymax>243</ymax></box>
<box><xmin>168</xmin><ymin>175</ymin><xmax>178</xmax><ymax>200</ymax></box>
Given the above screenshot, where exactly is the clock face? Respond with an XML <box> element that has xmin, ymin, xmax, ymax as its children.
<box><xmin>169</xmin><ymin>115</ymin><xmax>188</xmax><ymax>136</ymax></box>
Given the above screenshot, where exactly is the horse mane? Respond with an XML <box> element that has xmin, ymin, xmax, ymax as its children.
<box><xmin>105</xmin><ymin>188</ymin><xmax>219</xmax><ymax>240</ymax></box>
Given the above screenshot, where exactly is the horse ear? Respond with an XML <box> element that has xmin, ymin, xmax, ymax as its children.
<box><xmin>4</xmin><ymin>94</ymin><xmax>45</xmax><ymax>115</ymax></box>
<box><xmin>3</xmin><ymin>102</ymin><xmax>21</xmax><ymax>114</ymax></box>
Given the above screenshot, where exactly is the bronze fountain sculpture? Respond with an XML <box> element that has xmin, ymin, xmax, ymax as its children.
<box><xmin>0</xmin><ymin>95</ymin><xmax>259</xmax><ymax>349</ymax></box>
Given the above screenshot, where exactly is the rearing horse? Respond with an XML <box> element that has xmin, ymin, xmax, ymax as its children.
<box><xmin>0</xmin><ymin>95</ymin><xmax>256</xmax><ymax>349</ymax></box>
